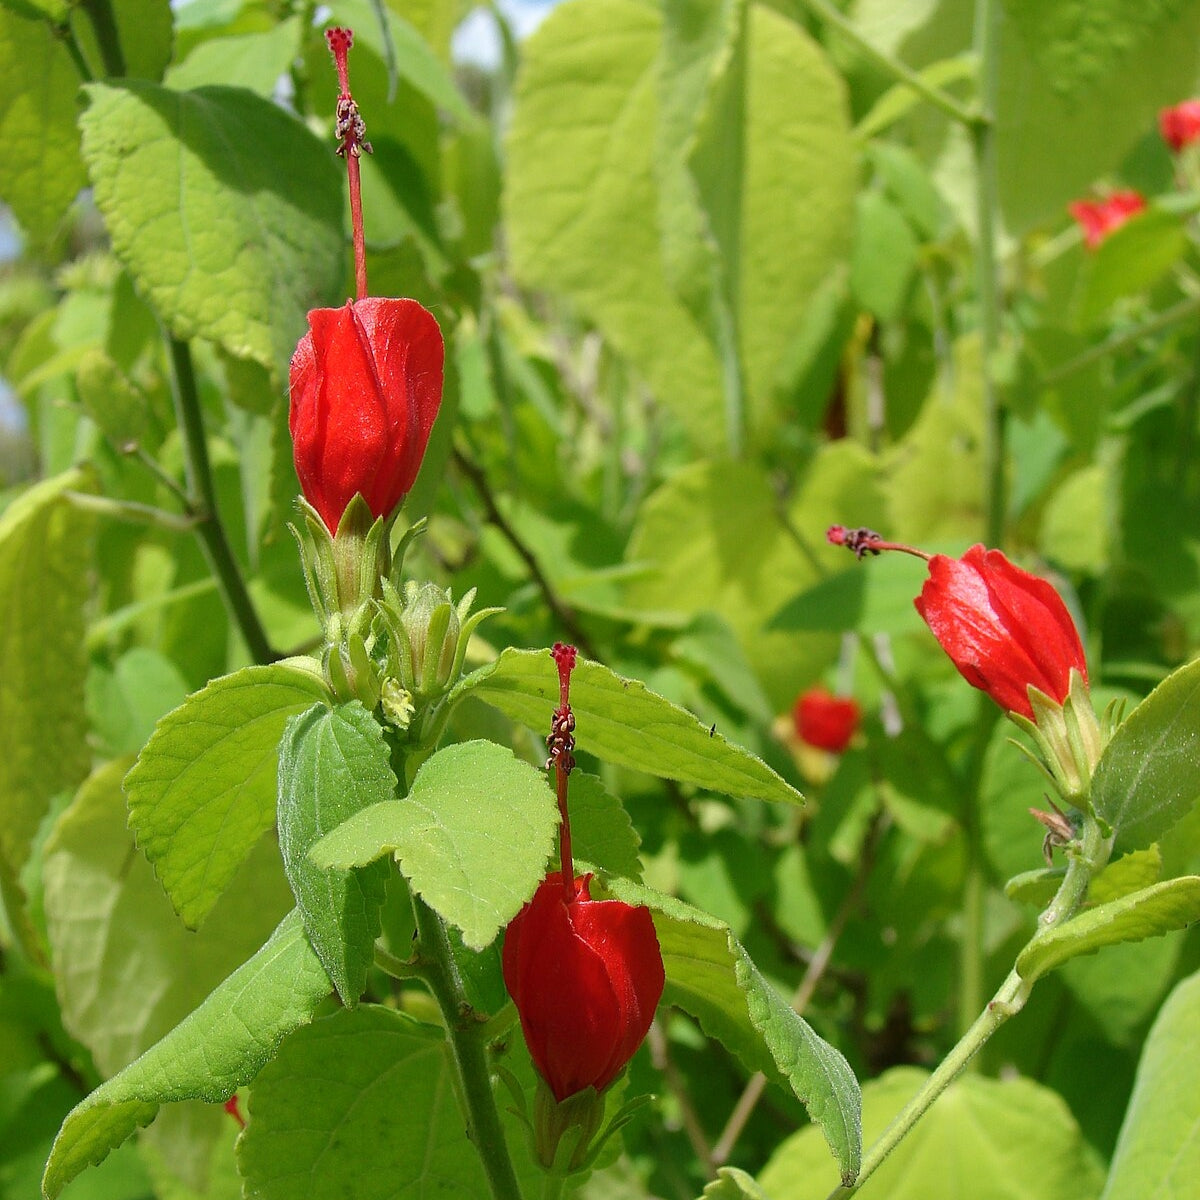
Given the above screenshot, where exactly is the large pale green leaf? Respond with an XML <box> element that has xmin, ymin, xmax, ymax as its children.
<box><xmin>602</xmin><ymin>876</ymin><xmax>860</xmax><ymax>1184</ymax></box>
<box><xmin>569</xmin><ymin>772</ymin><xmax>644</xmax><ymax>882</ymax></box>
<box><xmin>165</xmin><ymin>20</ymin><xmax>302</xmax><ymax>95</ymax></box>
<box><xmin>1092</xmin><ymin>659</ymin><xmax>1200</xmax><ymax>851</ymax></box>
<box><xmin>459</xmin><ymin>648</ymin><xmax>801</xmax><ymax>806</ymax></box>
<box><xmin>310</xmin><ymin>740</ymin><xmax>558</xmax><ymax>950</ymax></box>
<box><xmin>996</xmin><ymin>1</ymin><xmax>1200</xmax><ymax>233</ymax></box>
<box><xmin>0</xmin><ymin>470</ymin><xmax>93</xmax><ymax>931</ymax></box>
<box><xmin>0</xmin><ymin>9</ymin><xmax>86</xmax><ymax>242</ymax></box>
<box><xmin>505</xmin><ymin>0</ymin><xmax>854</xmax><ymax>449</ymax></box>
<box><xmin>1016</xmin><ymin>877</ymin><xmax>1200</xmax><ymax>984</ymax></box>
<box><xmin>78</xmin><ymin>81</ymin><xmax>344</xmax><ymax>377</ymax></box>
<box><xmin>1101</xmin><ymin>969</ymin><xmax>1200</xmax><ymax>1200</ymax></box>
<box><xmin>277</xmin><ymin>702</ymin><xmax>393</xmax><ymax>1004</ymax></box>
<box><xmin>622</xmin><ymin>445</ymin><xmax>887</xmax><ymax>707</ymax></box>
<box><xmin>760</xmin><ymin>1066</ymin><xmax>1103</xmax><ymax>1199</ymax></box>
<box><xmin>72</xmin><ymin>0</ymin><xmax>173</xmax><ymax>81</ymax></box>
<box><xmin>41</xmin><ymin>909</ymin><xmax>330</xmax><ymax>1200</ymax></box>
<box><xmin>43</xmin><ymin>760</ymin><xmax>295</xmax><ymax>1079</ymax></box>
<box><xmin>125</xmin><ymin>659</ymin><xmax>331</xmax><ymax>929</ymax></box>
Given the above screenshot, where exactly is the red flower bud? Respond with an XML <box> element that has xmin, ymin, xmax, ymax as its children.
<box><xmin>1068</xmin><ymin>191</ymin><xmax>1145</xmax><ymax>249</ymax></box>
<box><xmin>502</xmin><ymin>873</ymin><xmax>664</xmax><ymax>1103</ymax></box>
<box><xmin>914</xmin><ymin>545</ymin><xmax>1087</xmax><ymax>720</ymax></box>
<box><xmin>792</xmin><ymin>688</ymin><xmax>860</xmax><ymax>753</ymax></box>
<box><xmin>289</xmin><ymin>297</ymin><xmax>444</xmax><ymax>532</ymax></box>
<box><xmin>1160</xmin><ymin>99</ymin><xmax>1200</xmax><ymax>152</ymax></box>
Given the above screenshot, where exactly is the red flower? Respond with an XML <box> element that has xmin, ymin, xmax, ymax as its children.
<box><xmin>1160</xmin><ymin>99</ymin><xmax>1200</xmax><ymax>152</ymax></box>
<box><xmin>792</xmin><ymin>688</ymin><xmax>859</xmax><ymax>752</ymax></box>
<box><xmin>289</xmin><ymin>297</ymin><xmax>444</xmax><ymax>532</ymax></box>
<box><xmin>914</xmin><ymin>545</ymin><xmax>1087</xmax><ymax>720</ymax></box>
<box><xmin>1068</xmin><ymin>191</ymin><xmax>1145</xmax><ymax>249</ymax></box>
<box><xmin>502</xmin><ymin>872</ymin><xmax>664</xmax><ymax>1102</ymax></box>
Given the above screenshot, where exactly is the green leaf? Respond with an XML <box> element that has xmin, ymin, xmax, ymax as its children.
<box><xmin>72</xmin><ymin>0</ymin><xmax>173</xmax><ymax>81</ymax></box>
<box><xmin>505</xmin><ymin>0</ymin><xmax>854</xmax><ymax>449</ymax></box>
<box><xmin>760</xmin><ymin>1066</ymin><xmax>1103</xmax><ymax>1199</ymax></box>
<box><xmin>236</xmin><ymin>1005</ymin><xmax>535</xmax><ymax>1200</ymax></box>
<box><xmin>165</xmin><ymin>20</ymin><xmax>302</xmax><ymax>95</ymax></box>
<box><xmin>0</xmin><ymin>470</ymin><xmax>93</xmax><ymax>925</ymax></box>
<box><xmin>41</xmin><ymin>909</ymin><xmax>330</xmax><ymax>1200</ymax></box>
<box><xmin>569</xmin><ymin>772</ymin><xmax>644</xmax><ymax>881</ymax></box>
<box><xmin>310</xmin><ymin>740</ymin><xmax>558</xmax><ymax>950</ymax></box>
<box><xmin>995</xmin><ymin>1</ymin><xmax>1200</xmax><ymax>233</ymax></box>
<box><xmin>850</xmin><ymin>191</ymin><xmax>918</xmax><ymax>321</ymax></box>
<box><xmin>277</xmin><ymin>702</ymin><xmax>393</xmax><ymax>1004</ymax></box>
<box><xmin>43</xmin><ymin>759</ymin><xmax>295</xmax><ymax>1080</ymax></box>
<box><xmin>1071</xmin><ymin>209</ymin><xmax>1187</xmax><ymax>329</ymax></box>
<box><xmin>1092</xmin><ymin>658</ymin><xmax>1200</xmax><ymax>851</ymax></box>
<box><xmin>1016</xmin><ymin>877</ymin><xmax>1200</xmax><ymax>984</ymax></box>
<box><xmin>601</xmin><ymin>876</ymin><xmax>860</xmax><ymax>1184</ymax></box>
<box><xmin>460</xmin><ymin>648</ymin><xmax>802</xmax><ymax>807</ymax></box>
<box><xmin>1101</xmin><ymin>969</ymin><xmax>1200</xmax><ymax>1200</ymax></box>
<box><xmin>0</xmin><ymin>8</ymin><xmax>87</xmax><ymax>243</ymax></box>
<box><xmin>125</xmin><ymin>659</ymin><xmax>331</xmax><ymax>929</ymax></box>
<box><xmin>78</xmin><ymin>81</ymin><xmax>344</xmax><ymax>378</ymax></box>
<box><xmin>700</xmin><ymin>1167</ymin><xmax>772</xmax><ymax>1199</ymax></box>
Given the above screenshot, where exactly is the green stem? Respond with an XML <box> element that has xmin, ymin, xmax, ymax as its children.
<box><xmin>1041</xmin><ymin>294</ymin><xmax>1200</xmax><ymax>385</ymax></box>
<box><xmin>373</xmin><ymin>944</ymin><xmax>424</xmax><ymax>980</ymax></box>
<box><xmin>825</xmin><ymin>967</ymin><xmax>1032</xmax><ymax>1199</ymax></box>
<box><xmin>63</xmin><ymin>491</ymin><xmax>199</xmax><ymax>533</ymax></box>
<box><xmin>412</xmin><ymin>896</ymin><xmax>525</xmax><ymax>1200</ymax></box>
<box><xmin>797</xmin><ymin>0</ymin><xmax>977</xmax><ymax>128</ymax></box>
<box><xmin>54</xmin><ymin>22</ymin><xmax>94</xmax><ymax>82</ymax></box>
<box><xmin>825</xmin><ymin>813</ymin><xmax>1109</xmax><ymax>1197</ymax></box>
<box><xmin>165</xmin><ymin>334</ymin><xmax>275</xmax><ymax>665</ymax></box>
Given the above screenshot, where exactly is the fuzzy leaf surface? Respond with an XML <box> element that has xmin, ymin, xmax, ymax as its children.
<box><xmin>125</xmin><ymin>659</ymin><xmax>330</xmax><ymax>928</ymax></box>
<box><xmin>78</xmin><ymin>81</ymin><xmax>343</xmax><ymax>377</ymax></box>
<box><xmin>1017</xmin><ymin>877</ymin><xmax>1200</xmax><ymax>984</ymax></box>
<box><xmin>1092</xmin><ymin>658</ymin><xmax>1200</xmax><ymax>851</ymax></box>
<box><xmin>41</xmin><ymin>909</ymin><xmax>330</xmax><ymax>1199</ymax></box>
<box><xmin>310</xmin><ymin>740</ymin><xmax>558</xmax><ymax>950</ymax></box>
<box><xmin>461</xmin><ymin>649</ymin><xmax>801</xmax><ymax>806</ymax></box>
<box><xmin>602</xmin><ymin>876</ymin><xmax>860</xmax><ymax>1184</ymax></box>
<box><xmin>0</xmin><ymin>470</ymin><xmax>93</xmax><ymax>939</ymax></box>
<box><xmin>277</xmin><ymin>702</ymin><xmax>393</xmax><ymax>1003</ymax></box>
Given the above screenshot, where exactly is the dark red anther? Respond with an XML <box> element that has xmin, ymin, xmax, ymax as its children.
<box><xmin>827</xmin><ymin>525</ymin><xmax>929</xmax><ymax>562</ymax></box>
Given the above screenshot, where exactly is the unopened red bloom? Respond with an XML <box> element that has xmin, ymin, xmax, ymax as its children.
<box><xmin>503</xmin><ymin>872</ymin><xmax>664</xmax><ymax>1102</ymax></box>
<box><xmin>914</xmin><ymin>545</ymin><xmax>1087</xmax><ymax>720</ymax></box>
<box><xmin>1068</xmin><ymin>191</ymin><xmax>1145</xmax><ymax>249</ymax></box>
<box><xmin>289</xmin><ymin>297</ymin><xmax>444</xmax><ymax>532</ymax></box>
<box><xmin>793</xmin><ymin>688</ymin><xmax>859</xmax><ymax>752</ymax></box>
<box><xmin>1160</xmin><ymin>99</ymin><xmax>1200</xmax><ymax>152</ymax></box>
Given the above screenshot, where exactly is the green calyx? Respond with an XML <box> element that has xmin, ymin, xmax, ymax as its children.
<box><xmin>378</xmin><ymin>579</ymin><xmax>501</xmax><ymax>706</ymax></box>
<box><xmin>1008</xmin><ymin>670</ymin><xmax>1105</xmax><ymax>810</ymax></box>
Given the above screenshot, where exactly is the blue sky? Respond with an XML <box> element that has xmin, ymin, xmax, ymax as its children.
<box><xmin>453</xmin><ymin>0</ymin><xmax>560</xmax><ymax>67</ymax></box>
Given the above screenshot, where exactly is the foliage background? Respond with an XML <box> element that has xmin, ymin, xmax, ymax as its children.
<box><xmin>3</xmin><ymin>0</ymin><xmax>1200</xmax><ymax>1197</ymax></box>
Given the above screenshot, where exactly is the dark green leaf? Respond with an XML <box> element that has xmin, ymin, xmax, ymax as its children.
<box><xmin>1092</xmin><ymin>658</ymin><xmax>1200</xmax><ymax>851</ymax></box>
<box><xmin>277</xmin><ymin>702</ymin><xmax>393</xmax><ymax>1003</ymax></box>
<box><xmin>602</xmin><ymin>876</ymin><xmax>860</xmax><ymax>1184</ymax></box>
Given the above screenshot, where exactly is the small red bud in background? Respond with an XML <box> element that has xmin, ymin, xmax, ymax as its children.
<box><xmin>914</xmin><ymin>545</ymin><xmax>1087</xmax><ymax>720</ymax></box>
<box><xmin>1068</xmin><ymin>191</ymin><xmax>1145</xmax><ymax>249</ymax></box>
<box><xmin>289</xmin><ymin>298</ymin><xmax>444</xmax><ymax>532</ymax></box>
<box><xmin>502</xmin><ymin>872</ymin><xmax>664</xmax><ymax>1103</ymax></box>
<box><xmin>792</xmin><ymin>688</ymin><xmax>860</xmax><ymax>753</ymax></box>
<box><xmin>1160</xmin><ymin>99</ymin><xmax>1200</xmax><ymax>152</ymax></box>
